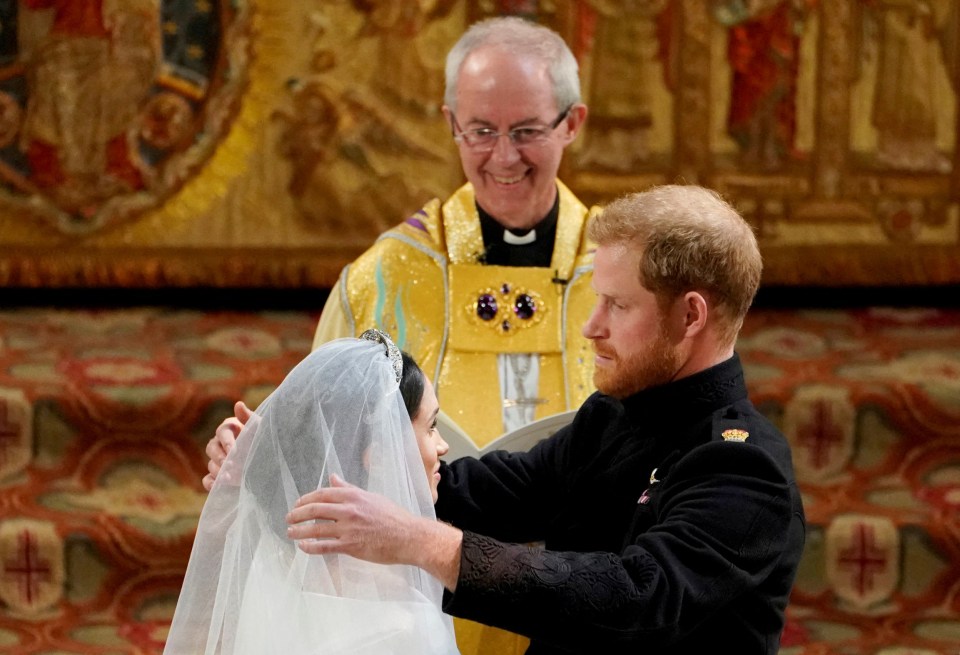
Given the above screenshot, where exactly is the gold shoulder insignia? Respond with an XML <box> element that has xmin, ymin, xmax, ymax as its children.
<box><xmin>722</xmin><ymin>428</ymin><xmax>749</xmax><ymax>442</ymax></box>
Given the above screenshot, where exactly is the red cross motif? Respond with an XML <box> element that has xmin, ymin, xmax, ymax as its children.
<box><xmin>137</xmin><ymin>492</ymin><xmax>164</xmax><ymax>511</ymax></box>
<box><xmin>776</xmin><ymin>334</ymin><xmax>805</xmax><ymax>352</ymax></box>
<box><xmin>4</xmin><ymin>530</ymin><xmax>52</xmax><ymax>606</ymax></box>
<box><xmin>935</xmin><ymin>363</ymin><xmax>959</xmax><ymax>380</ymax></box>
<box><xmin>798</xmin><ymin>400</ymin><xmax>844</xmax><ymax>470</ymax></box>
<box><xmin>0</xmin><ymin>398</ymin><xmax>21</xmax><ymax>466</ymax></box>
<box><xmin>231</xmin><ymin>333</ymin><xmax>256</xmax><ymax>349</ymax></box>
<box><xmin>837</xmin><ymin>523</ymin><xmax>887</xmax><ymax>597</ymax></box>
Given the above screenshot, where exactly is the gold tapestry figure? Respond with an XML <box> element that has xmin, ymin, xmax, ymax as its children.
<box><xmin>714</xmin><ymin>0</ymin><xmax>815</xmax><ymax>170</ymax></box>
<box><xmin>20</xmin><ymin>0</ymin><xmax>160</xmax><ymax>213</ymax></box>
<box><xmin>275</xmin><ymin>3</ymin><xmax>461</xmax><ymax>235</ymax></box>
<box><xmin>353</xmin><ymin>0</ymin><xmax>458</xmax><ymax>115</ymax></box>
<box><xmin>576</xmin><ymin>0</ymin><xmax>672</xmax><ymax>171</ymax></box>
<box><xmin>862</xmin><ymin>0</ymin><xmax>957</xmax><ymax>171</ymax></box>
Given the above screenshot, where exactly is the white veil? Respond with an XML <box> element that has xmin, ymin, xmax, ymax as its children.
<box><xmin>164</xmin><ymin>337</ymin><xmax>458</xmax><ymax>654</ymax></box>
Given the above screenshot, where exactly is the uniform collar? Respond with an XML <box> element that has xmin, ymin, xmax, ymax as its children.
<box><xmin>617</xmin><ymin>354</ymin><xmax>748</xmax><ymax>423</ymax></box>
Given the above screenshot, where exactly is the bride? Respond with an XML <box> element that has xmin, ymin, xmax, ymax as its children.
<box><xmin>164</xmin><ymin>330</ymin><xmax>457</xmax><ymax>654</ymax></box>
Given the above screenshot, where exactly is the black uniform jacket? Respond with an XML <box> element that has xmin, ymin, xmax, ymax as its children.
<box><xmin>436</xmin><ymin>354</ymin><xmax>805</xmax><ymax>654</ymax></box>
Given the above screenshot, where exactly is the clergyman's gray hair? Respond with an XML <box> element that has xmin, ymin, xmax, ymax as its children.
<box><xmin>443</xmin><ymin>16</ymin><xmax>580</xmax><ymax>112</ymax></box>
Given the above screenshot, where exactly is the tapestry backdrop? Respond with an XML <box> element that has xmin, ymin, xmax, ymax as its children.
<box><xmin>0</xmin><ymin>0</ymin><xmax>956</xmax><ymax>287</ymax></box>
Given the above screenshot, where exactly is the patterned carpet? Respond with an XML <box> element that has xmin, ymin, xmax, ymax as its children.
<box><xmin>0</xmin><ymin>309</ymin><xmax>317</xmax><ymax>654</ymax></box>
<box><xmin>741</xmin><ymin>308</ymin><xmax>960</xmax><ymax>655</ymax></box>
<box><xmin>0</xmin><ymin>307</ymin><xmax>958</xmax><ymax>654</ymax></box>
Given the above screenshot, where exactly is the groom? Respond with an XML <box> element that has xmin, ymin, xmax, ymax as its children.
<box><xmin>284</xmin><ymin>185</ymin><xmax>806</xmax><ymax>654</ymax></box>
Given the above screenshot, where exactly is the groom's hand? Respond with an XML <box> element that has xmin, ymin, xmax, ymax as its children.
<box><xmin>286</xmin><ymin>474</ymin><xmax>463</xmax><ymax>590</ymax></box>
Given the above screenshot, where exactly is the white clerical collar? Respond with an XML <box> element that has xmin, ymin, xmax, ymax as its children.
<box><xmin>503</xmin><ymin>229</ymin><xmax>536</xmax><ymax>245</ymax></box>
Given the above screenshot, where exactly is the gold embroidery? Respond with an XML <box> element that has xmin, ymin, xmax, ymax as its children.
<box><xmin>722</xmin><ymin>428</ymin><xmax>750</xmax><ymax>442</ymax></box>
<box><xmin>466</xmin><ymin>285</ymin><xmax>545</xmax><ymax>334</ymax></box>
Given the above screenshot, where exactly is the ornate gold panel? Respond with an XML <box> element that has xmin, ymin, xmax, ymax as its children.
<box><xmin>0</xmin><ymin>0</ymin><xmax>956</xmax><ymax>287</ymax></box>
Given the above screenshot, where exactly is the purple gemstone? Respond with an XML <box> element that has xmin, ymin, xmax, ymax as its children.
<box><xmin>477</xmin><ymin>294</ymin><xmax>498</xmax><ymax>321</ymax></box>
<box><xmin>502</xmin><ymin>319</ymin><xmax>511</xmax><ymax>331</ymax></box>
<box><xmin>405</xmin><ymin>216</ymin><xmax>427</xmax><ymax>232</ymax></box>
<box><xmin>514</xmin><ymin>294</ymin><xmax>536</xmax><ymax>320</ymax></box>
<box><xmin>501</xmin><ymin>283</ymin><xmax>510</xmax><ymax>294</ymax></box>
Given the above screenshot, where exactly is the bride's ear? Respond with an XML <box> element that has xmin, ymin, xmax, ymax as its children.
<box><xmin>361</xmin><ymin>443</ymin><xmax>382</xmax><ymax>473</ymax></box>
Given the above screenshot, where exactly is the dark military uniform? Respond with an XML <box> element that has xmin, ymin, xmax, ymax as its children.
<box><xmin>436</xmin><ymin>354</ymin><xmax>805</xmax><ymax>654</ymax></box>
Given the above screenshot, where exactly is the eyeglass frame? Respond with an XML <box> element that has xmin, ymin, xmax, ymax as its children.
<box><xmin>449</xmin><ymin>104</ymin><xmax>574</xmax><ymax>151</ymax></box>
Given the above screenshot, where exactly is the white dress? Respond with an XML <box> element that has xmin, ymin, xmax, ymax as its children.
<box><xmin>232</xmin><ymin>542</ymin><xmax>458</xmax><ymax>655</ymax></box>
<box><xmin>163</xmin><ymin>337</ymin><xmax>460</xmax><ymax>655</ymax></box>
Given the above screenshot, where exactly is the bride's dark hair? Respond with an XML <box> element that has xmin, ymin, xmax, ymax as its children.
<box><xmin>399</xmin><ymin>351</ymin><xmax>426</xmax><ymax>420</ymax></box>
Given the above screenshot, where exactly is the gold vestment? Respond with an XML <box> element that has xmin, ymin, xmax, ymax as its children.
<box><xmin>317</xmin><ymin>180</ymin><xmax>598</xmax><ymax>654</ymax></box>
<box><xmin>338</xmin><ymin>180</ymin><xmax>597</xmax><ymax>446</ymax></box>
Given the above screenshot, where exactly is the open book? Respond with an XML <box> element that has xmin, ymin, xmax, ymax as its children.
<box><xmin>437</xmin><ymin>409</ymin><xmax>578</xmax><ymax>461</ymax></box>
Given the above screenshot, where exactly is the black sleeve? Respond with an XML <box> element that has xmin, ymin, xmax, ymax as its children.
<box><xmin>442</xmin><ymin>441</ymin><xmax>796</xmax><ymax>650</ymax></box>
<box><xmin>434</xmin><ymin>393</ymin><xmax>618</xmax><ymax>542</ymax></box>
<box><xmin>434</xmin><ymin>424</ymin><xmax>572</xmax><ymax>543</ymax></box>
